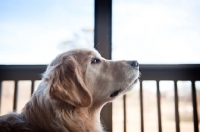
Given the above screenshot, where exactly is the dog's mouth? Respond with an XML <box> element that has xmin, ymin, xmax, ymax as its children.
<box><xmin>110</xmin><ymin>78</ymin><xmax>139</xmax><ymax>98</ymax></box>
<box><xmin>133</xmin><ymin>78</ymin><xmax>139</xmax><ymax>84</ymax></box>
<box><xmin>110</xmin><ymin>89</ymin><xmax>122</xmax><ymax>97</ymax></box>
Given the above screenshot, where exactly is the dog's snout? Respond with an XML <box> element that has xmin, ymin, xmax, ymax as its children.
<box><xmin>129</xmin><ymin>61</ymin><xmax>139</xmax><ymax>67</ymax></box>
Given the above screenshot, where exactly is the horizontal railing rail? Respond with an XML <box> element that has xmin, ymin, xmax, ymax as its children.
<box><xmin>0</xmin><ymin>64</ymin><xmax>200</xmax><ymax>132</ymax></box>
<box><xmin>140</xmin><ymin>64</ymin><xmax>200</xmax><ymax>80</ymax></box>
<box><xmin>0</xmin><ymin>65</ymin><xmax>47</xmax><ymax>80</ymax></box>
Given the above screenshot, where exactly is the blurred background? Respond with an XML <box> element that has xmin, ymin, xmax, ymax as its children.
<box><xmin>0</xmin><ymin>0</ymin><xmax>200</xmax><ymax>132</ymax></box>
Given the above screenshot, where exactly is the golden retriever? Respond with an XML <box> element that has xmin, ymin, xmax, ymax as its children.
<box><xmin>0</xmin><ymin>48</ymin><xmax>139</xmax><ymax>132</ymax></box>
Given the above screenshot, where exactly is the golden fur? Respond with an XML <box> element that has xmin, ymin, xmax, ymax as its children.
<box><xmin>0</xmin><ymin>48</ymin><xmax>139</xmax><ymax>132</ymax></box>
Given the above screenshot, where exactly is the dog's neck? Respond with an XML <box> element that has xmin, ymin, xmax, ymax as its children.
<box><xmin>53</xmin><ymin>102</ymin><xmax>104</xmax><ymax>132</ymax></box>
<box><xmin>21</xmin><ymin>84</ymin><xmax>104</xmax><ymax>132</ymax></box>
<box><xmin>62</xmin><ymin>106</ymin><xmax>103</xmax><ymax>132</ymax></box>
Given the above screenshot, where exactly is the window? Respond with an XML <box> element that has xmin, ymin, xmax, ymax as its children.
<box><xmin>0</xmin><ymin>0</ymin><xmax>94</xmax><ymax>64</ymax></box>
<box><xmin>112</xmin><ymin>1</ymin><xmax>200</xmax><ymax>132</ymax></box>
<box><xmin>113</xmin><ymin>0</ymin><xmax>200</xmax><ymax>64</ymax></box>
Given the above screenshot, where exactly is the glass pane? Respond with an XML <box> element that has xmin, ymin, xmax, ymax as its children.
<box><xmin>1</xmin><ymin>81</ymin><xmax>15</xmax><ymax>115</ymax></box>
<box><xmin>195</xmin><ymin>81</ymin><xmax>200</xmax><ymax>131</ymax></box>
<box><xmin>126</xmin><ymin>82</ymin><xmax>140</xmax><ymax>132</ymax></box>
<box><xmin>142</xmin><ymin>81</ymin><xmax>158</xmax><ymax>132</ymax></box>
<box><xmin>17</xmin><ymin>81</ymin><xmax>31</xmax><ymax>113</ymax></box>
<box><xmin>34</xmin><ymin>80</ymin><xmax>41</xmax><ymax>92</ymax></box>
<box><xmin>177</xmin><ymin>81</ymin><xmax>194</xmax><ymax>132</ymax></box>
<box><xmin>113</xmin><ymin>96</ymin><xmax>124</xmax><ymax>132</ymax></box>
<box><xmin>0</xmin><ymin>0</ymin><xmax>94</xmax><ymax>64</ymax></box>
<box><xmin>160</xmin><ymin>81</ymin><xmax>175</xmax><ymax>132</ymax></box>
<box><xmin>113</xmin><ymin>0</ymin><xmax>200</xmax><ymax>64</ymax></box>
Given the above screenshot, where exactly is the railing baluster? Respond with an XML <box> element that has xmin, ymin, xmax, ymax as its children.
<box><xmin>156</xmin><ymin>80</ymin><xmax>162</xmax><ymax>132</ymax></box>
<box><xmin>140</xmin><ymin>81</ymin><xmax>144</xmax><ymax>132</ymax></box>
<box><xmin>0</xmin><ymin>81</ymin><xmax>2</xmax><ymax>114</ymax></box>
<box><xmin>174</xmin><ymin>80</ymin><xmax>180</xmax><ymax>132</ymax></box>
<box><xmin>191</xmin><ymin>81</ymin><xmax>199</xmax><ymax>132</ymax></box>
<box><xmin>13</xmin><ymin>80</ymin><xmax>18</xmax><ymax>111</ymax></box>
<box><xmin>31</xmin><ymin>80</ymin><xmax>35</xmax><ymax>96</ymax></box>
<box><xmin>123</xmin><ymin>95</ymin><xmax>127</xmax><ymax>132</ymax></box>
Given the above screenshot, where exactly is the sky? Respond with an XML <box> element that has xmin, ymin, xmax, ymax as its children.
<box><xmin>0</xmin><ymin>0</ymin><xmax>200</xmax><ymax>64</ymax></box>
<box><xmin>112</xmin><ymin>0</ymin><xmax>200</xmax><ymax>64</ymax></box>
<box><xmin>0</xmin><ymin>0</ymin><xmax>94</xmax><ymax>64</ymax></box>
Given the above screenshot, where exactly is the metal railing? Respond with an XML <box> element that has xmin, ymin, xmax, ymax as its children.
<box><xmin>125</xmin><ymin>64</ymin><xmax>200</xmax><ymax>132</ymax></box>
<box><xmin>0</xmin><ymin>65</ymin><xmax>46</xmax><ymax>112</ymax></box>
<box><xmin>0</xmin><ymin>64</ymin><xmax>199</xmax><ymax>132</ymax></box>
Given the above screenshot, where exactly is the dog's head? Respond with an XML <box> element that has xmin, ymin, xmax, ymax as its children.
<box><xmin>43</xmin><ymin>48</ymin><xmax>139</xmax><ymax>108</ymax></box>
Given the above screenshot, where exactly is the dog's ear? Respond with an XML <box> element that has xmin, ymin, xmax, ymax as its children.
<box><xmin>44</xmin><ymin>56</ymin><xmax>92</xmax><ymax>107</ymax></box>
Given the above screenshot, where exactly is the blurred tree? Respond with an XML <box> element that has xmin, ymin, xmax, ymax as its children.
<box><xmin>57</xmin><ymin>28</ymin><xmax>94</xmax><ymax>51</ymax></box>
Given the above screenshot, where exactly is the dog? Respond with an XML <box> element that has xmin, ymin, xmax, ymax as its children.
<box><xmin>0</xmin><ymin>48</ymin><xmax>139</xmax><ymax>132</ymax></box>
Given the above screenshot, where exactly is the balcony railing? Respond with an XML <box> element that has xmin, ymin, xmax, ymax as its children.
<box><xmin>0</xmin><ymin>64</ymin><xmax>199</xmax><ymax>132</ymax></box>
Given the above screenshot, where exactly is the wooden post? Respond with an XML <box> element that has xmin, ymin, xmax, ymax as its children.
<box><xmin>94</xmin><ymin>0</ymin><xmax>112</xmax><ymax>131</ymax></box>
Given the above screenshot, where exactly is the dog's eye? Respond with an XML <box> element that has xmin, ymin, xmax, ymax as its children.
<box><xmin>91</xmin><ymin>58</ymin><xmax>100</xmax><ymax>64</ymax></box>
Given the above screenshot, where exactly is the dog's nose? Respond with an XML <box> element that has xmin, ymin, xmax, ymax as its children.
<box><xmin>129</xmin><ymin>61</ymin><xmax>139</xmax><ymax>67</ymax></box>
